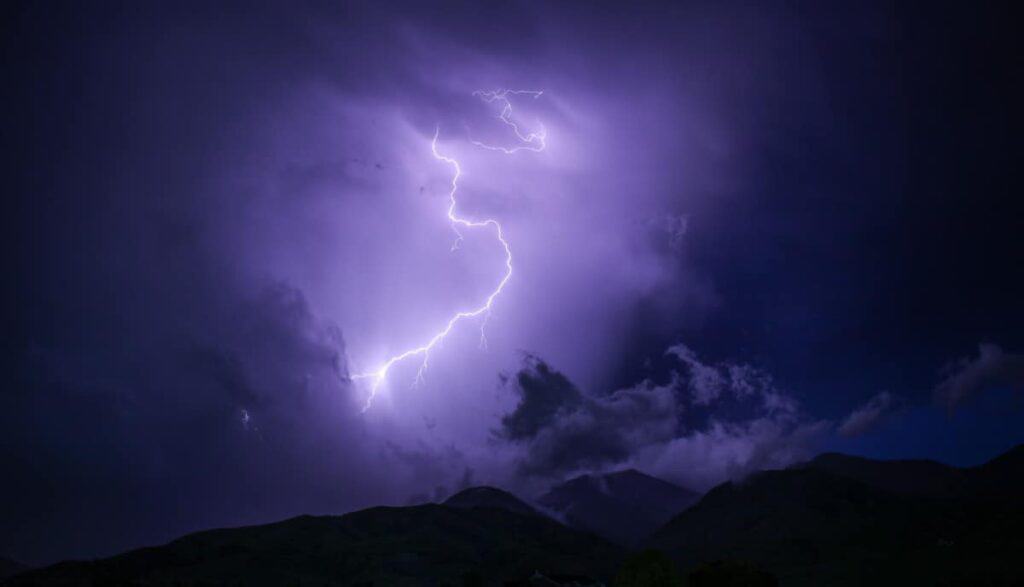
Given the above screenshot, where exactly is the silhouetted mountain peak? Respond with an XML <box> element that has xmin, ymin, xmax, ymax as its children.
<box><xmin>798</xmin><ymin>444</ymin><xmax>1024</xmax><ymax>500</ymax></box>
<box><xmin>978</xmin><ymin>443</ymin><xmax>1024</xmax><ymax>469</ymax></box>
<box><xmin>605</xmin><ymin>468</ymin><xmax>696</xmax><ymax>495</ymax></box>
<box><xmin>601</xmin><ymin>467</ymin><xmax>644</xmax><ymax>479</ymax></box>
<box><xmin>443</xmin><ymin>485</ymin><xmax>540</xmax><ymax>516</ymax></box>
<box><xmin>604</xmin><ymin>468</ymin><xmax>657</xmax><ymax>484</ymax></box>
<box><xmin>8</xmin><ymin>502</ymin><xmax>623</xmax><ymax>586</ymax></box>
<box><xmin>648</xmin><ymin>444</ymin><xmax>1024</xmax><ymax>584</ymax></box>
<box><xmin>540</xmin><ymin>469</ymin><xmax>699</xmax><ymax>547</ymax></box>
<box><xmin>556</xmin><ymin>468</ymin><xmax>695</xmax><ymax>495</ymax></box>
<box><xmin>967</xmin><ymin>443</ymin><xmax>1024</xmax><ymax>498</ymax></box>
<box><xmin>808</xmin><ymin>451</ymin><xmax>949</xmax><ymax>468</ymax></box>
<box><xmin>801</xmin><ymin>451</ymin><xmax>965</xmax><ymax>497</ymax></box>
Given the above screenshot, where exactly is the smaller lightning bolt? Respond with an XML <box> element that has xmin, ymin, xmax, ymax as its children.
<box><xmin>471</xmin><ymin>90</ymin><xmax>546</xmax><ymax>153</ymax></box>
<box><xmin>354</xmin><ymin>90</ymin><xmax>544</xmax><ymax>412</ymax></box>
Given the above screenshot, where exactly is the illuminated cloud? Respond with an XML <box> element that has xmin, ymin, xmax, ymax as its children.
<box><xmin>497</xmin><ymin>346</ymin><xmax>827</xmax><ymax>490</ymax></box>
<box><xmin>935</xmin><ymin>344</ymin><xmax>1024</xmax><ymax>411</ymax></box>
<box><xmin>838</xmin><ymin>391</ymin><xmax>899</xmax><ymax>437</ymax></box>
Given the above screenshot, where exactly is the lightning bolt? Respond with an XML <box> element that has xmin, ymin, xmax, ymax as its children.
<box><xmin>471</xmin><ymin>90</ymin><xmax>546</xmax><ymax>153</ymax></box>
<box><xmin>354</xmin><ymin>89</ymin><xmax>545</xmax><ymax>412</ymax></box>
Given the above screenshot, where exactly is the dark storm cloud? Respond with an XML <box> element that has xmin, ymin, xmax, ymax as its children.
<box><xmin>934</xmin><ymin>344</ymin><xmax>1024</xmax><ymax>411</ymax></box>
<box><xmin>191</xmin><ymin>284</ymin><xmax>349</xmax><ymax>410</ymax></box>
<box><xmin>5</xmin><ymin>276</ymin><xmax>374</xmax><ymax>564</ymax></box>
<box><xmin>498</xmin><ymin>355</ymin><xmax>584</xmax><ymax>441</ymax></box>
<box><xmin>498</xmin><ymin>355</ymin><xmax>679</xmax><ymax>476</ymax></box>
<box><xmin>497</xmin><ymin>346</ymin><xmax>828</xmax><ymax>489</ymax></box>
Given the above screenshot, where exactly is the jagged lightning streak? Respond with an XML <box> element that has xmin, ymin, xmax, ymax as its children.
<box><xmin>471</xmin><ymin>90</ymin><xmax>546</xmax><ymax>153</ymax></box>
<box><xmin>354</xmin><ymin>89</ymin><xmax>545</xmax><ymax>412</ymax></box>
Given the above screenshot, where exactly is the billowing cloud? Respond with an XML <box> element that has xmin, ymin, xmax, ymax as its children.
<box><xmin>497</xmin><ymin>345</ymin><xmax>827</xmax><ymax>490</ymax></box>
<box><xmin>837</xmin><ymin>391</ymin><xmax>899</xmax><ymax>437</ymax></box>
<box><xmin>635</xmin><ymin>418</ymin><xmax>831</xmax><ymax>492</ymax></box>
<box><xmin>498</xmin><ymin>356</ymin><xmax>585</xmax><ymax>442</ymax></box>
<box><xmin>497</xmin><ymin>355</ymin><xmax>680</xmax><ymax>477</ymax></box>
<box><xmin>934</xmin><ymin>344</ymin><xmax>1024</xmax><ymax>410</ymax></box>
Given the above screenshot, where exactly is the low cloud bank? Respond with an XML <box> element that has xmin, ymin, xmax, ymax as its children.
<box><xmin>497</xmin><ymin>345</ymin><xmax>830</xmax><ymax>491</ymax></box>
<box><xmin>934</xmin><ymin>344</ymin><xmax>1024</xmax><ymax>411</ymax></box>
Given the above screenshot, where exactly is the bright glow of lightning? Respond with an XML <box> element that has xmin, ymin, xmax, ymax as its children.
<box><xmin>471</xmin><ymin>90</ymin><xmax>546</xmax><ymax>153</ymax></box>
<box><xmin>354</xmin><ymin>89</ymin><xmax>545</xmax><ymax>412</ymax></box>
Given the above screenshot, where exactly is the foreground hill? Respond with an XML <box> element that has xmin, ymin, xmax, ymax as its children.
<box><xmin>6</xmin><ymin>491</ymin><xmax>623</xmax><ymax>586</ymax></box>
<box><xmin>800</xmin><ymin>452</ymin><xmax>965</xmax><ymax>497</ymax></box>
<box><xmin>799</xmin><ymin>444</ymin><xmax>1024</xmax><ymax>500</ymax></box>
<box><xmin>966</xmin><ymin>443</ymin><xmax>1024</xmax><ymax>498</ymax></box>
<box><xmin>9</xmin><ymin>447</ymin><xmax>1023</xmax><ymax>585</ymax></box>
<box><xmin>648</xmin><ymin>444</ymin><xmax>1024</xmax><ymax>586</ymax></box>
<box><xmin>539</xmin><ymin>469</ymin><xmax>699</xmax><ymax>547</ymax></box>
<box><xmin>0</xmin><ymin>559</ymin><xmax>27</xmax><ymax>582</ymax></box>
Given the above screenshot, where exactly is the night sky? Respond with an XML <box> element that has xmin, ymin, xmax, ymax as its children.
<box><xmin>6</xmin><ymin>0</ymin><xmax>1023</xmax><ymax>567</ymax></box>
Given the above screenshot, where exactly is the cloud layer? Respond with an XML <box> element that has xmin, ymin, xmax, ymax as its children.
<box><xmin>838</xmin><ymin>391</ymin><xmax>899</xmax><ymax>437</ymax></box>
<box><xmin>935</xmin><ymin>344</ymin><xmax>1024</xmax><ymax>410</ymax></box>
<box><xmin>497</xmin><ymin>345</ymin><xmax>828</xmax><ymax>491</ymax></box>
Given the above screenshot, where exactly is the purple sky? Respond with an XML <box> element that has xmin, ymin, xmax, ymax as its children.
<box><xmin>6</xmin><ymin>0</ymin><xmax>1022</xmax><ymax>566</ymax></box>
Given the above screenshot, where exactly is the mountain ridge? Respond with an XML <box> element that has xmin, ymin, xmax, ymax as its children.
<box><xmin>647</xmin><ymin>443</ymin><xmax>1024</xmax><ymax>586</ymax></box>
<box><xmin>3</xmin><ymin>503</ymin><xmax>623</xmax><ymax>586</ymax></box>
<box><xmin>443</xmin><ymin>486</ymin><xmax>540</xmax><ymax>517</ymax></box>
<box><xmin>7</xmin><ymin>445</ymin><xmax>1023</xmax><ymax>585</ymax></box>
<box><xmin>539</xmin><ymin>468</ymin><xmax>699</xmax><ymax>547</ymax></box>
<box><xmin>0</xmin><ymin>559</ymin><xmax>27</xmax><ymax>583</ymax></box>
<box><xmin>797</xmin><ymin>443</ymin><xmax>1024</xmax><ymax>499</ymax></box>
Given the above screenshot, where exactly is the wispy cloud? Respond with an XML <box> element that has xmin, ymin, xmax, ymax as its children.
<box><xmin>935</xmin><ymin>344</ymin><xmax>1024</xmax><ymax>411</ymax></box>
<box><xmin>838</xmin><ymin>391</ymin><xmax>899</xmax><ymax>437</ymax></box>
<box><xmin>496</xmin><ymin>345</ymin><xmax>827</xmax><ymax>490</ymax></box>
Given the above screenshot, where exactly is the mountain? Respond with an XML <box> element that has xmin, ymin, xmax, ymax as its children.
<box><xmin>964</xmin><ymin>443</ymin><xmax>1024</xmax><ymax>498</ymax></box>
<box><xmin>648</xmin><ymin>444</ymin><xmax>1024</xmax><ymax>586</ymax></box>
<box><xmin>801</xmin><ymin>443</ymin><xmax>1024</xmax><ymax>500</ymax></box>
<box><xmin>9</xmin><ymin>448</ymin><xmax>1023</xmax><ymax>585</ymax></box>
<box><xmin>0</xmin><ymin>559</ymin><xmax>27</xmax><ymax>582</ymax></box>
<box><xmin>5</xmin><ymin>500</ymin><xmax>624</xmax><ymax>586</ymax></box>
<box><xmin>799</xmin><ymin>452</ymin><xmax>966</xmax><ymax>497</ymax></box>
<box><xmin>443</xmin><ymin>486</ymin><xmax>540</xmax><ymax>517</ymax></box>
<box><xmin>539</xmin><ymin>469</ymin><xmax>699</xmax><ymax>547</ymax></box>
